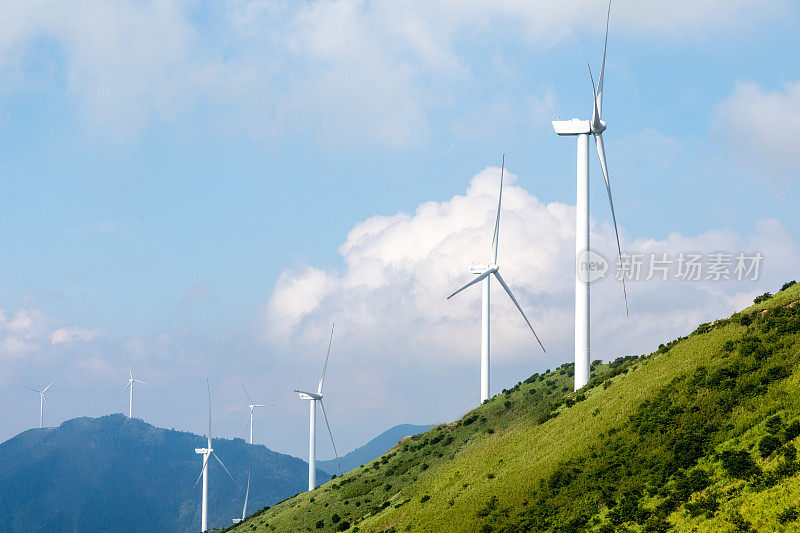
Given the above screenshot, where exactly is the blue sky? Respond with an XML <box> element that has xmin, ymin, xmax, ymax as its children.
<box><xmin>1</xmin><ymin>1</ymin><xmax>800</xmax><ymax>459</ymax></box>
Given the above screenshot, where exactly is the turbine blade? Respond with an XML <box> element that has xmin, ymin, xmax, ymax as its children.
<box><xmin>243</xmin><ymin>416</ymin><xmax>252</xmax><ymax>438</ymax></box>
<box><xmin>597</xmin><ymin>0</ymin><xmax>611</xmax><ymax>117</ymax></box>
<box><xmin>194</xmin><ymin>454</ymin><xmax>210</xmax><ymax>488</ymax></box>
<box><xmin>21</xmin><ymin>385</ymin><xmax>42</xmax><ymax>394</ymax></box>
<box><xmin>241</xmin><ymin>384</ymin><xmax>253</xmax><ymax>405</ymax></box>
<box><xmin>212</xmin><ymin>452</ymin><xmax>235</xmax><ymax>482</ymax></box>
<box><xmin>490</xmin><ymin>154</ymin><xmax>505</xmax><ymax>264</ymax></box>
<box><xmin>317</xmin><ymin>323</ymin><xmax>334</xmax><ymax>395</ymax></box>
<box><xmin>42</xmin><ymin>379</ymin><xmax>56</xmax><ymax>393</ymax></box>
<box><xmin>589</xmin><ymin>64</ymin><xmax>601</xmax><ymax>131</ymax></box>
<box><xmin>122</xmin><ymin>382</ymin><xmax>132</xmax><ymax>393</ymax></box>
<box><xmin>319</xmin><ymin>400</ymin><xmax>343</xmax><ymax>477</ymax></box>
<box><xmin>595</xmin><ymin>132</ymin><xmax>629</xmax><ymax>316</ymax></box>
<box><xmin>242</xmin><ymin>468</ymin><xmax>250</xmax><ymax>519</ymax></box>
<box><xmin>446</xmin><ymin>269</ymin><xmax>492</xmax><ymax>300</ymax></box>
<box><xmin>492</xmin><ymin>271</ymin><xmax>546</xmax><ymax>353</ymax></box>
<box><xmin>207</xmin><ymin>380</ymin><xmax>212</xmax><ymax>442</ymax></box>
<box><xmin>133</xmin><ymin>379</ymin><xmax>149</xmax><ymax>386</ymax></box>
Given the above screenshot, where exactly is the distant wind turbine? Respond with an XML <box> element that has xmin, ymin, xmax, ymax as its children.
<box><xmin>295</xmin><ymin>324</ymin><xmax>342</xmax><ymax>491</ymax></box>
<box><xmin>122</xmin><ymin>358</ymin><xmax>149</xmax><ymax>419</ymax></box>
<box><xmin>22</xmin><ymin>379</ymin><xmax>56</xmax><ymax>428</ymax></box>
<box><xmin>194</xmin><ymin>380</ymin><xmax>234</xmax><ymax>533</ymax></box>
<box><xmin>232</xmin><ymin>468</ymin><xmax>251</xmax><ymax>524</ymax></box>
<box><xmin>447</xmin><ymin>155</ymin><xmax>546</xmax><ymax>404</ymax></box>
<box><xmin>551</xmin><ymin>0</ymin><xmax>628</xmax><ymax>391</ymax></box>
<box><xmin>241</xmin><ymin>384</ymin><xmax>273</xmax><ymax>445</ymax></box>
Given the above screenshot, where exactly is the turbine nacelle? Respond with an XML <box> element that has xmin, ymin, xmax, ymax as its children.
<box><xmin>195</xmin><ymin>447</ymin><xmax>210</xmax><ymax>454</ymax></box>
<box><xmin>295</xmin><ymin>390</ymin><xmax>322</xmax><ymax>401</ymax></box>
<box><xmin>551</xmin><ymin>119</ymin><xmax>606</xmax><ymax>136</ymax></box>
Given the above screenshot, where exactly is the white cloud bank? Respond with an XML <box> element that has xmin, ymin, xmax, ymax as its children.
<box><xmin>260</xmin><ymin>167</ymin><xmax>800</xmax><ymax>373</ymax></box>
<box><xmin>0</xmin><ymin>0</ymin><xmax>795</xmax><ymax>142</ymax></box>
<box><xmin>717</xmin><ymin>80</ymin><xmax>800</xmax><ymax>180</ymax></box>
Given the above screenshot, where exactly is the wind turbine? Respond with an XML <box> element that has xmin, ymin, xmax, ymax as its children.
<box><xmin>552</xmin><ymin>0</ymin><xmax>628</xmax><ymax>391</ymax></box>
<box><xmin>194</xmin><ymin>380</ymin><xmax>234</xmax><ymax>533</ymax></box>
<box><xmin>294</xmin><ymin>323</ymin><xmax>342</xmax><ymax>491</ymax></box>
<box><xmin>241</xmin><ymin>384</ymin><xmax>272</xmax><ymax>445</ymax></box>
<box><xmin>22</xmin><ymin>379</ymin><xmax>56</xmax><ymax>428</ymax></box>
<box><xmin>447</xmin><ymin>155</ymin><xmax>546</xmax><ymax>404</ymax></box>
<box><xmin>232</xmin><ymin>468</ymin><xmax>251</xmax><ymax>524</ymax></box>
<box><xmin>122</xmin><ymin>359</ymin><xmax>149</xmax><ymax>419</ymax></box>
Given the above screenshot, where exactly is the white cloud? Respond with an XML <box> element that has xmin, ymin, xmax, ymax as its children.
<box><xmin>716</xmin><ymin>80</ymin><xmax>800</xmax><ymax>180</ymax></box>
<box><xmin>0</xmin><ymin>0</ymin><xmax>794</xmax><ymax>142</ymax></box>
<box><xmin>260</xmin><ymin>166</ymin><xmax>800</xmax><ymax>373</ymax></box>
<box><xmin>49</xmin><ymin>326</ymin><xmax>102</xmax><ymax>345</ymax></box>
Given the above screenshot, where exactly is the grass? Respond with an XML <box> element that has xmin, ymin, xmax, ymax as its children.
<box><xmin>229</xmin><ymin>280</ymin><xmax>800</xmax><ymax>532</ymax></box>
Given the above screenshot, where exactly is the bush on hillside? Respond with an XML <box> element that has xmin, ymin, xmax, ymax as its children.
<box><xmin>786</xmin><ymin>421</ymin><xmax>800</xmax><ymax>442</ymax></box>
<box><xmin>780</xmin><ymin>280</ymin><xmax>797</xmax><ymax>292</ymax></box>
<box><xmin>753</xmin><ymin>292</ymin><xmax>772</xmax><ymax>304</ymax></box>
<box><xmin>765</xmin><ymin>415</ymin><xmax>783</xmax><ymax>435</ymax></box>
<box><xmin>719</xmin><ymin>450</ymin><xmax>760</xmax><ymax>479</ymax></box>
<box><xmin>758</xmin><ymin>435</ymin><xmax>782</xmax><ymax>458</ymax></box>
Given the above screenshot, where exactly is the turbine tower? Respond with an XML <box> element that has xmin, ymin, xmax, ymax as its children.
<box><xmin>242</xmin><ymin>385</ymin><xmax>272</xmax><ymax>445</ymax></box>
<box><xmin>447</xmin><ymin>155</ymin><xmax>546</xmax><ymax>404</ymax></box>
<box><xmin>295</xmin><ymin>323</ymin><xmax>342</xmax><ymax>491</ymax></box>
<box><xmin>122</xmin><ymin>359</ymin><xmax>149</xmax><ymax>419</ymax></box>
<box><xmin>232</xmin><ymin>468</ymin><xmax>251</xmax><ymax>524</ymax></box>
<box><xmin>552</xmin><ymin>0</ymin><xmax>628</xmax><ymax>391</ymax></box>
<box><xmin>194</xmin><ymin>380</ymin><xmax>234</xmax><ymax>533</ymax></box>
<box><xmin>22</xmin><ymin>379</ymin><xmax>56</xmax><ymax>428</ymax></box>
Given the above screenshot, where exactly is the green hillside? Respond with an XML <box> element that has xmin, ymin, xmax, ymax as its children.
<box><xmin>229</xmin><ymin>281</ymin><xmax>800</xmax><ymax>533</ymax></box>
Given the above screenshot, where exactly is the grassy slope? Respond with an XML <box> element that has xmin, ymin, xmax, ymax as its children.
<box><xmin>230</xmin><ymin>282</ymin><xmax>800</xmax><ymax>533</ymax></box>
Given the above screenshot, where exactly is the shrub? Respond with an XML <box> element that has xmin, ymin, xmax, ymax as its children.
<box><xmin>778</xmin><ymin>506</ymin><xmax>799</xmax><ymax>524</ymax></box>
<box><xmin>765</xmin><ymin>415</ymin><xmax>783</xmax><ymax>435</ymax></box>
<box><xmin>780</xmin><ymin>443</ymin><xmax>798</xmax><ymax>460</ymax></box>
<box><xmin>337</xmin><ymin>521</ymin><xmax>351</xmax><ymax>531</ymax></box>
<box><xmin>786</xmin><ymin>420</ymin><xmax>800</xmax><ymax>442</ymax></box>
<box><xmin>331</xmin><ymin>513</ymin><xmax>341</xmax><ymax>524</ymax></box>
<box><xmin>753</xmin><ymin>292</ymin><xmax>772</xmax><ymax>304</ymax></box>
<box><xmin>316</xmin><ymin>520</ymin><xmax>325</xmax><ymax>529</ymax></box>
<box><xmin>487</xmin><ymin>473</ymin><xmax>495</xmax><ymax>479</ymax></box>
<box><xmin>759</xmin><ymin>435</ymin><xmax>782</xmax><ymax>458</ymax></box>
<box><xmin>719</xmin><ymin>450</ymin><xmax>760</xmax><ymax>479</ymax></box>
<box><xmin>420</xmin><ymin>495</ymin><xmax>430</xmax><ymax>503</ymax></box>
<box><xmin>780</xmin><ymin>280</ymin><xmax>797</xmax><ymax>292</ymax></box>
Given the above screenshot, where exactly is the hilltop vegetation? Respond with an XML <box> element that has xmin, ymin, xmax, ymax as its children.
<box><xmin>230</xmin><ymin>281</ymin><xmax>800</xmax><ymax>532</ymax></box>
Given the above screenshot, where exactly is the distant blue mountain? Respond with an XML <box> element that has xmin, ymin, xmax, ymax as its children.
<box><xmin>0</xmin><ymin>414</ymin><xmax>327</xmax><ymax>532</ymax></box>
<box><xmin>317</xmin><ymin>423</ymin><xmax>434</xmax><ymax>475</ymax></box>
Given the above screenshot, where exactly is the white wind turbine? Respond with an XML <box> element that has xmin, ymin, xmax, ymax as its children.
<box><xmin>122</xmin><ymin>359</ymin><xmax>149</xmax><ymax>419</ymax></box>
<box><xmin>194</xmin><ymin>380</ymin><xmax>234</xmax><ymax>533</ymax></box>
<box><xmin>552</xmin><ymin>0</ymin><xmax>628</xmax><ymax>391</ymax></box>
<box><xmin>232</xmin><ymin>468</ymin><xmax>251</xmax><ymax>524</ymax></box>
<box><xmin>294</xmin><ymin>324</ymin><xmax>342</xmax><ymax>491</ymax></box>
<box><xmin>553</xmin><ymin>0</ymin><xmax>628</xmax><ymax>390</ymax></box>
<box><xmin>447</xmin><ymin>155</ymin><xmax>546</xmax><ymax>404</ymax></box>
<box><xmin>22</xmin><ymin>379</ymin><xmax>56</xmax><ymax>428</ymax></box>
<box><xmin>241</xmin><ymin>385</ymin><xmax>273</xmax><ymax>445</ymax></box>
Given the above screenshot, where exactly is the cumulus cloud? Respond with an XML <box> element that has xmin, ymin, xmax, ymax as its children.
<box><xmin>49</xmin><ymin>326</ymin><xmax>102</xmax><ymax>346</ymax></box>
<box><xmin>716</xmin><ymin>80</ymin><xmax>800</xmax><ymax>180</ymax></box>
<box><xmin>0</xmin><ymin>307</ymin><xmax>102</xmax><ymax>359</ymax></box>
<box><xmin>260</xmin><ymin>166</ymin><xmax>800</xmax><ymax>372</ymax></box>
<box><xmin>0</xmin><ymin>0</ymin><xmax>794</xmax><ymax>142</ymax></box>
